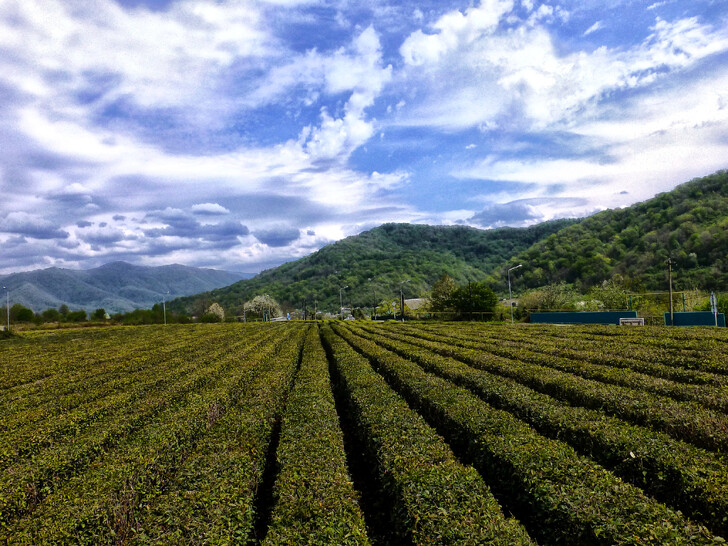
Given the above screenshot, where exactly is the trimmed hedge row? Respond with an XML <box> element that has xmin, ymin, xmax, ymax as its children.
<box><xmin>371</xmin><ymin>325</ymin><xmax>728</xmax><ymax>452</ymax></box>
<box><xmin>5</xmin><ymin>325</ymin><xmax>306</xmax><ymax>543</ymax></box>
<box><xmin>350</xmin><ymin>324</ymin><xmax>728</xmax><ymax>536</ymax></box>
<box><xmin>320</xmin><ymin>325</ymin><xmax>534</xmax><ymax>545</ymax></box>
<box><xmin>133</xmin><ymin>324</ymin><xmax>307</xmax><ymax>544</ymax></box>
<box><xmin>493</xmin><ymin>324</ymin><xmax>728</xmax><ymax>375</ymax></box>
<box><xmin>334</xmin><ymin>324</ymin><xmax>718</xmax><ymax>545</ymax></box>
<box><xmin>421</xmin><ymin>323</ymin><xmax>728</xmax><ymax>387</ymax></box>
<box><xmin>0</xmin><ymin>326</ymin><xmax>273</xmax><ymax>472</ymax></box>
<box><xmin>0</xmin><ymin>325</ymin><xmax>247</xmax><ymax>443</ymax></box>
<box><xmin>0</xmin><ymin>328</ymin><xmax>278</xmax><ymax>529</ymax></box>
<box><xmin>395</xmin><ymin>324</ymin><xmax>728</xmax><ymax>413</ymax></box>
<box><xmin>0</xmin><ymin>326</ymin><xmax>194</xmax><ymax>392</ymax></box>
<box><xmin>263</xmin><ymin>326</ymin><xmax>369</xmax><ymax>545</ymax></box>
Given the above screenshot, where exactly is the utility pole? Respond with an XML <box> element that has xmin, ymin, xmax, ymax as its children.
<box><xmin>507</xmin><ymin>264</ymin><xmax>522</xmax><ymax>324</ymax></box>
<box><xmin>667</xmin><ymin>258</ymin><xmax>674</xmax><ymax>326</ymax></box>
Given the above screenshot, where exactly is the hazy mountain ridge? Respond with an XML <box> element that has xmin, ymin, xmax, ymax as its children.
<box><xmin>0</xmin><ymin>262</ymin><xmax>251</xmax><ymax>314</ymax></box>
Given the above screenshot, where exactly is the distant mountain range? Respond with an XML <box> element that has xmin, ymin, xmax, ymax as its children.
<box><xmin>0</xmin><ymin>262</ymin><xmax>251</xmax><ymax>314</ymax></box>
<box><xmin>170</xmin><ymin>170</ymin><xmax>728</xmax><ymax>314</ymax></box>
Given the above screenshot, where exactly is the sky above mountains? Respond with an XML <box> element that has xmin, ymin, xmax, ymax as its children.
<box><xmin>1</xmin><ymin>0</ymin><xmax>727</xmax><ymax>274</ymax></box>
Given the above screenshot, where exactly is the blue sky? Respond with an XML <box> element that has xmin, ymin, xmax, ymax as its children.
<box><xmin>1</xmin><ymin>0</ymin><xmax>727</xmax><ymax>274</ymax></box>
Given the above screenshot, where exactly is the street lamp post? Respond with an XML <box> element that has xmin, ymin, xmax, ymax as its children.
<box><xmin>2</xmin><ymin>286</ymin><xmax>8</xmax><ymax>332</ymax></box>
<box><xmin>339</xmin><ymin>286</ymin><xmax>348</xmax><ymax>320</ymax></box>
<box><xmin>507</xmin><ymin>264</ymin><xmax>522</xmax><ymax>324</ymax></box>
<box><xmin>399</xmin><ymin>279</ymin><xmax>410</xmax><ymax>322</ymax></box>
<box><xmin>163</xmin><ymin>290</ymin><xmax>169</xmax><ymax>325</ymax></box>
<box><xmin>667</xmin><ymin>258</ymin><xmax>674</xmax><ymax>326</ymax></box>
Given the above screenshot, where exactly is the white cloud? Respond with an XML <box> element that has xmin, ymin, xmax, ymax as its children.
<box><xmin>395</xmin><ymin>12</ymin><xmax>728</xmax><ymax>131</ymax></box>
<box><xmin>0</xmin><ymin>0</ymin><xmax>275</xmax><ymax>111</ymax></box>
<box><xmin>583</xmin><ymin>20</ymin><xmax>603</xmax><ymax>36</ymax></box>
<box><xmin>301</xmin><ymin>26</ymin><xmax>392</xmax><ymax>161</ymax></box>
<box><xmin>456</xmin><ymin>63</ymin><xmax>728</xmax><ymax>215</ymax></box>
<box><xmin>400</xmin><ymin>0</ymin><xmax>514</xmax><ymax>66</ymax></box>
<box><xmin>191</xmin><ymin>203</ymin><xmax>231</xmax><ymax>215</ymax></box>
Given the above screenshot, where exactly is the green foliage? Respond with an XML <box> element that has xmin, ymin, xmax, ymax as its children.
<box><xmin>264</xmin><ymin>327</ymin><xmax>369</xmax><ymax>544</ymax></box>
<box><xmin>588</xmin><ymin>276</ymin><xmax>629</xmax><ymax>310</ymax></box>
<box><xmin>519</xmin><ymin>282</ymin><xmax>577</xmax><ymax>311</ymax></box>
<box><xmin>337</xmin><ymin>324</ymin><xmax>718</xmax><ymax>544</ymax></box>
<box><xmin>9</xmin><ymin>304</ymin><xmax>34</xmax><ymax>323</ymax></box>
<box><xmin>3</xmin><ymin>321</ymin><xmax>728</xmax><ymax>542</ymax></box>
<box><xmin>65</xmin><ymin>309</ymin><xmax>87</xmax><ymax>322</ymax></box>
<box><xmin>428</xmin><ymin>274</ymin><xmax>457</xmax><ymax>311</ymax></box>
<box><xmin>496</xmin><ymin>170</ymin><xmax>728</xmax><ymax>292</ymax></box>
<box><xmin>41</xmin><ymin>308</ymin><xmax>61</xmax><ymax>322</ymax></box>
<box><xmin>350</xmin><ymin>322</ymin><xmax>728</xmax><ymax>535</ymax></box>
<box><xmin>450</xmin><ymin>281</ymin><xmax>498</xmax><ymax>313</ymax></box>
<box><xmin>171</xmin><ymin>220</ymin><xmax>576</xmax><ymax>315</ymax></box>
<box><xmin>92</xmin><ymin>308</ymin><xmax>107</xmax><ymax>321</ymax></box>
<box><xmin>696</xmin><ymin>293</ymin><xmax>728</xmax><ymax>316</ymax></box>
<box><xmin>321</xmin><ymin>325</ymin><xmax>534</xmax><ymax>544</ymax></box>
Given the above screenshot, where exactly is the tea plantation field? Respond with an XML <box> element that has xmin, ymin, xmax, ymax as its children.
<box><xmin>1</xmin><ymin>322</ymin><xmax>727</xmax><ymax>544</ymax></box>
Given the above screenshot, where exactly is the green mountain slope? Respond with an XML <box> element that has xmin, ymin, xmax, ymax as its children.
<box><xmin>493</xmin><ymin>171</ymin><xmax>728</xmax><ymax>292</ymax></box>
<box><xmin>171</xmin><ymin>220</ymin><xmax>578</xmax><ymax>314</ymax></box>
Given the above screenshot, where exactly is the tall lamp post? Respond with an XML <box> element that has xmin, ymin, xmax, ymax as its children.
<box><xmin>162</xmin><ymin>290</ymin><xmax>170</xmax><ymax>325</ymax></box>
<box><xmin>2</xmin><ymin>286</ymin><xmax>8</xmax><ymax>332</ymax></box>
<box><xmin>507</xmin><ymin>264</ymin><xmax>522</xmax><ymax>324</ymax></box>
<box><xmin>667</xmin><ymin>258</ymin><xmax>674</xmax><ymax>326</ymax></box>
<box><xmin>399</xmin><ymin>279</ymin><xmax>410</xmax><ymax>322</ymax></box>
<box><xmin>339</xmin><ymin>286</ymin><xmax>348</xmax><ymax>320</ymax></box>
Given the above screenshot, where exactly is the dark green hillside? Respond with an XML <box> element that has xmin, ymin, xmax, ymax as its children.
<box><xmin>171</xmin><ymin>220</ymin><xmax>577</xmax><ymax>314</ymax></box>
<box><xmin>494</xmin><ymin>171</ymin><xmax>728</xmax><ymax>292</ymax></box>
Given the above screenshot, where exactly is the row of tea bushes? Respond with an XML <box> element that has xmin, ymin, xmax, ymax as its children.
<box><xmin>321</xmin><ymin>325</ymin><xmax>534</xmax><ymax>545</ymax></box>
<box><xmin>350</xmin><ymin>324</ymin><xmax>728</xmax><ymax>536</ymax></box>
<box><xmin>334</xmin><ymin>325</ymin><xmax>717</xmax><ymax>545</ymax></box>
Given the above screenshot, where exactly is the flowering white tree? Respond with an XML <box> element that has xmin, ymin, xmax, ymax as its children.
<box><xmin>205</xmin><ymin>302</ymin><xmax>225</xmax><ymax>322</ymax></box>
<box><xmin>244</xmin><ymin>295</ymin><xmax>282</xmax><ymax>320</ymax></box>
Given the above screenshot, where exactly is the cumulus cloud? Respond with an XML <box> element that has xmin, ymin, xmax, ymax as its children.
<box><xmin>0</xmin><ymin>212</ymin><xmax>70</xmax><ymax>240</ymax></box>
<box><xmin>253</xmin><ymin>226</ymin><xmax>301</xmax><ymax>247</ymax></box>
<box><xmin>77</xmin><ymin>226</ymin><xmax>128</xmax><ymax>246</ymax></box>
<box><xmin>143</xmin><ymin>208</ymin><xmax>249</xmax><ymax>243</ymax></box>
<box><xmin>191</xmin><ymin>203</ymin><xmax>230</xmax><ymax>215</ymax></box>
<box><xmin>301</xmin><ymin>26</ymin><xmax>393</xmax><ymax>162</ymax></box>
<box><xmin>395</xmin><ymin>9</ymin><xmax>728</xmax><ymax>131</ymax></box>
<box><xmin>469</xmin><ymin>197</ymin><xmax>589</xmax><ymax>227</ymax></box>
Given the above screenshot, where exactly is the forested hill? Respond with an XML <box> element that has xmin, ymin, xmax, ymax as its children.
<box><xmin>170</xmin><ymin>219</ymin><xmax>578</xmax><ymax>314</ymax></box>
<box><xmin>492</xmin><ymin>170</ymin><xmax>728</xmax><ymax>293</ymax></box>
